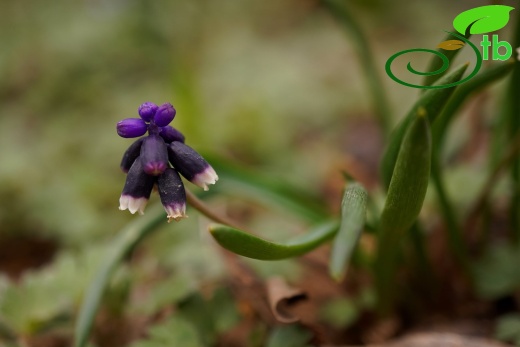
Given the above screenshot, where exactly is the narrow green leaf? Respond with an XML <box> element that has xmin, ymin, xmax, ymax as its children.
<box><xmin>381</xmin><ymin>63</ymin><xmax>467</xmax><ymax>189</ymax></box>
<box><xmin>453</xmin><ymin>5</ymin><xmax>514</xmax><ymax>35</ymax></box>
<box><xmin>329</xmin><ymin>182</ymin><xmax>368</xmax><ymax>281</ymax></box>
<box><xmin>376</xmin><ymin>110</ymin><xmax>432</xmax><ymax>314</ymax></box>
<box><xmin>433</xmin><ymin>61</ymin><xmax>515</xmax><ymax>147</ymax></box>
<box><xmin>74</xmin><ymin>206</ymin><xmax>166</xmax><ymax>347</ymax></box>
<box><xmin>322</xmin><ymin>0</ymin><xmax>391</xmax><ymax>134</ymax></box>
<box><xmin>209</xmin><ymin>220</ymin><xmax>339</xmax><ymax>260</ymax></box>
<box><xmin>382</xmin><ymin>111</ymin><xmax>432</xmax><ymax>237</ymax></box>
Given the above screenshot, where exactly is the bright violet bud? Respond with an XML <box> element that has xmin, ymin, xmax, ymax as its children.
<box><xmin>159</xmin><ymin>126</ymin><xmax>185</xmax><ymax>144</ymax></box>
<box><xmin>138</xmin><ymin>102</ymin><xmax>158</xmax><ymax>122</ymax></box>
<box><xmin>117</xmin><ymin>118</ymin><xmax>148</xmax><ymax>138</ymax></box>
<box><xmin>153</xmin><ymin>103</ymin><xmax>176</xmax><ymax>127</ymax></box>
<box><xmin>119</xmin><ymin>157</ymin><xmax>155</xmax><ymax>215</ymax></box>
<box><xmin>157</xmin><ymin>168</ymin><xmax>187</xmax><ymax>222</ymax></box>
<box><xmin>140</xmin><ymin>134</ymin><xmax>168</xmax><ymax>176</ymax></box>
<box><xmin>167</xmin><ymin>142</ymin><xmax>218</xmax><ymax>191</ymax></box>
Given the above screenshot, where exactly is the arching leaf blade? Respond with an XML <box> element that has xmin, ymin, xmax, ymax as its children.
<box><xmin>209</xmin><ymin>221</ymin><xmax>339</xmax><ymax>261</ymax></box>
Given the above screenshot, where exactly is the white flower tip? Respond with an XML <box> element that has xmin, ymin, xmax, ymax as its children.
<box><xmin>517</xmin><ymin>47</ymin><xmax>520</xmax><ymax>61</ymax></box>
<box><xmin>119</xmin><ymin>195</ymin><xmax>148</xmax><ymax>215</ymax></box>
<box><xmin>165</xmin><ymin>203</ymin><xmax>187</xmax><ymax>223</ymax></box>
<box><xmin>192</xmin><ymin>166</ymin><xmax>218</xmax><ymax>191</ymax></box>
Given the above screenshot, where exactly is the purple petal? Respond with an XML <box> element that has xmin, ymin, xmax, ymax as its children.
<box><xmin>117</xmin><ymin>118</ymin><xmax>148</xmax><ymax>138</ymax></box>
<box><xmin>154</xmin><ymin>103</ymin><xmax>176</xmax><ymax>127</ymax></box>
<box><xmin>157</xmin><ymin>168</ymin><xmax>187</xmax><ymax>222</ymax></box>
<box><xmin>140</xmin><ymin>134</ymin><xmax>168</xmax><ymax>176</ymax></box>
<box><xmin>159</xmin><ymin>126</ymin><xmax>185</xmax><ymax>144</ymax></box>
<box><xmin>138</xmin><ymin>102</ymin><xmax>158</xmax><ymax>122</ymax></box>
<box><xmin>167</xmin><ymin>142</ymin><xmax>218</xmax><ymax>190</ymax></box>
<box><xmin>119</xmin><ymin>156</ymin><xmax>155</xmax><ymax>214</ymax></box>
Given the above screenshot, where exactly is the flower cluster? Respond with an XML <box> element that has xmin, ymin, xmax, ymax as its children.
<box><xmin>117</xmin><ymin>102</ymin><xmax>218</xmax><ymax>222</ymax></box>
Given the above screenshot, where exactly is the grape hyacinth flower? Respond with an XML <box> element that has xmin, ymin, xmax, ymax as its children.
<box><xmin>117</xmin><ymin>102</ymin><xmax>218</xmax><ymax>222</ymax></box>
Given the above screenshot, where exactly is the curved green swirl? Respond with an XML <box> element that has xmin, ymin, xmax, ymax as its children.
<box><xmin>386</xmin><ymin>31</ymin><xmax>482</xmax><ymax>89</ymax></box>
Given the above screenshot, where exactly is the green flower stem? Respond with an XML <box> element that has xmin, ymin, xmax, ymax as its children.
<box><xmin>322</xmin><ymin>0</ymin><xmax>391</xmax><ymax>134</ymax></box>
<box><xmin>185</xmin><ymin>189</ymin><xmax>244</xmax><ymax>230</ymax></box>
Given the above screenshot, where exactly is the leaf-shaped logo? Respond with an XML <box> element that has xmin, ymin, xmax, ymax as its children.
<box><xmin>453</xmin><ymin>5</ymin><xmax>515</xmax><ymax>35</ymax></box>
<box><xmin>437</xmin><ymin>40</ymin><xmax>465</xmax><ymax>51</ymax></box>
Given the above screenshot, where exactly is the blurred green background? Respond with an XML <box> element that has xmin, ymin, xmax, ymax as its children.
<box><xmin>0</xmin><ymin>0</ymin><xmax>516</xmax><ymax>346</ymax></box>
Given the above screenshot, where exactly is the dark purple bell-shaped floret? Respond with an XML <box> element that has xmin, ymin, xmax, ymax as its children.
<box><xmin>119</xmin><ymin>157</ymin><xmax>155</xmax><ymax>215</ymax></box>
<box><xmin>159</xmin><ymin>126</ymin><xmax>185</xmax><ymax>144</ymax></box>
<box><xmin>117</xmin><ymin>118</ymin><xmax>148</xmax><ymax>138</ymax></box>
<box><xmin>157</xmin><ymin>168</ymin><xmax>187</xmax><ymax>222</ymax></box>
<box><xmin>120</xmin><ymin>138</ymin><xmax>144</xmax><ymax>173</ymax></box>
<box><xmin>138</xmin><ymin>102</ymin><xmax>159</xmax><ymax>122</ymax></box>
<box><xmin>140</xmin><ymin>134</ymin><xmax>168</xmax><ymax>176</ymax></box>
<box><xmin>167</xmin><ymin>142</ymin><xmax>218</xmax><ymax>191</ymax></box>
<box><xmin>154</xmin><ymin>103</ymin><xmax>176</xmax><ymax>127</ymax></box>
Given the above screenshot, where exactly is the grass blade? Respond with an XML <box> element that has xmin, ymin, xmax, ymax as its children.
<box><xmin>322</xmin><ymin>0</ymin><xmax>391</xmax><ymax>134</ymax></box>
<box><xmin>74</xmin><ymin>206</ymin><xmax>165</xmax><ymax>347</ymax></box>
<box><xmin>209</xmin><ymin>220</ymin><xmax>339</xmax><ymax>260</ymax></box>
<box><xmin>329</xmin><ymin>182</ymin><xmax>368</xmax><ymax>281</ymax></box>
<box><xmin>380</xmin><ymin>64</ymin><xmax>467</xmax><ymax>188</ymax></box>
<box><xmin>376</xmin><ymin>110</ymin><xmax>432</xmax><ymax>314</ymax></box>
<box><xmin>433</xmin><ymin>61</ymin><xmax>515</xmax><ymax>147</ymax></box>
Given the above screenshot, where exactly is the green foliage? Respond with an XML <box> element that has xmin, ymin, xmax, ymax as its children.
<box><xmin>265</xmin><ymin>324</ymin><xmax>313</xmax><ymax>347</ymax></box>
<box><xmin>319</xmin><ymin>298</ymin><xmax>359</xmax><ymax>329</ymax></box>
<box><xmin>74</xmin><ymin>206</ymin><xmax>166</xmax><ymax>347</ymax></box>
<box><xmin>380</xmin><ymin>64</ymin><xmax>467</xmax><ymax>188</ymax></box>
<box><xmin>496</xmin><ymin>314</ymin><xmax>520</xmax><ymax>346</ymax></box>
<box><xmin>1</xmin><ymin>2</ymin><xmax>518</xmax><ymax>345</ymax></box>
<box><xmin>0</xmin><ymin>247</ymin><xmax>104</xmax><ymax>336</ymax></box>
<box><xmin>474</xmin><ymin>243</ymin><xmax>520</xmax><ymax>299</ymax></box>
<box><xmin>129</xmin><ymin>317</ymin><xmax>203</xmax><ymax>347</ymax></box>
<box><xmin>376</xmin><ymin>111</ymin><xmax>432</xmax><ymax>312</ymax></box>
<box><xmin>329</xmin><ymin>182</ymin><xmax>368</xmax><ymax>281</ymax></box>
<box><xmin>209</xmin><ymin>220</ymin><xmax>339</xmax><ymax>260</ymax></box>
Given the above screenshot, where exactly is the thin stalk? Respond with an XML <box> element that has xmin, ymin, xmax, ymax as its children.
<box><xmin>323</xmin><ymin>0</ymin><xmax>391</xmax><ymax>134</ymax></box>
<box><xmin>431</xmin><ymin>151</ymin><xmax>471</xmax><ymax>276</ymax></box>
<box><xmin>185</xmin><ymin>189</ymin><xmax>244</xmax><ymax>230</ymax></box>
<box><xmin>472</xmin><ymin>131</ymin><xmax>520</xmax><ymax>217</ymax></box>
